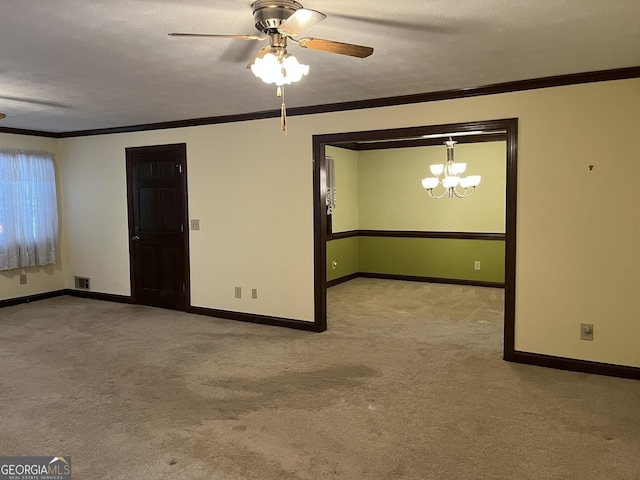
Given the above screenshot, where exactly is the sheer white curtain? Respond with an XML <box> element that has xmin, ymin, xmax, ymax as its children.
<box><xmin>0</xmin><ymin>150</ymin><xmax>58</xmax><ymax>270</ymax></box>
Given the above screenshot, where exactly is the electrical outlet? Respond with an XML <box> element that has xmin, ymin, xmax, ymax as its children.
<box><xmin>234</xmin><ymin>286</ymin><xmax>242</xmax><ymax>299</ymax></box>
<box><xmin>580</xmin><ymin>323</ymin><xmax>594</xmax><ymax>341</ymax></box>
<box><xmin>19</xmin><ymin>274</ymin><xmax>27</xmax><ymax>285</ymax></box>
<box><xmin>474</xmin><ymin>261</ymin><xmax>481</xmax><ymax>271</ymax></box>
<box><xmin>252</xmin><ymin>288</ymin><xmax>258</xmax><ymax>299</ymax></box>
<box><xmin>191</xmin><ymin>219</ymin><xmax>200</xmax><ymax>231</ymax></box>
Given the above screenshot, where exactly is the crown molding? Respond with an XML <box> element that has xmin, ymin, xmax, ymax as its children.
<box><xmin>1</xmin><ymin>65</ymin><xmax>639</xmax><ymax>139</ymax></box>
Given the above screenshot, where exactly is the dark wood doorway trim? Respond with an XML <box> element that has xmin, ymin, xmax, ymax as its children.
<box><xmin>125</xmin><ymin>143</ymin><xmax>191</xmax><ymax>310</ymax></box>
<box><xmin>312</xmin><ymin>119</ymin><xmax>519</xmax><ymax>355</ymax></box>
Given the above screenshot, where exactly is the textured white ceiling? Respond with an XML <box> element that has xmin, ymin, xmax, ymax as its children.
<box><xmin>0</xmin><ymin>0</ymin><xmax>639</xmax><ymax>133</ymax></box>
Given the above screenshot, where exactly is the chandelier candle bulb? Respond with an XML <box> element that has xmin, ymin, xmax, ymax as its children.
<box><xmin>421</xmin><ymin>177</ymin><xmax>439</xmax><ymax>189</ymax></box>
<box><xmin>430</xmin><ymin>164</ymin><xmax>444</xmax><ymax>176</ymax></box>
<box><xmin>442</xmin><ymin>176</ymin><xmax>459</xmax><ymax>188</ymax></box>
<box><xmin>459</xmin><ymin>177</ymin><xmax>472</xmax><ymax>189</ymax></box>
<box><xmin>467</xmin><ymin>175</ymin><xmax>481</xmax><ymax>187</ymax></box>
<box><xmin>451</xmin><ymin>162</ymin><xmax>466</xmax><ymax>175</ymax></box>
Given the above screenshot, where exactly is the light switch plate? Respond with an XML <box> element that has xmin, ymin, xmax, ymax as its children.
<box><xmin>191</xmin><ymin>219</ymin><xmax>200</xmax><ymax>231</ymax></box>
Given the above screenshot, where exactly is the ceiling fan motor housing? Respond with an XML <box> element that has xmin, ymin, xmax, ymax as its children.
<box><xmin>252</xmin><ymin>0</ymin><xmax>302</xmax><ymax>33</ymax></box>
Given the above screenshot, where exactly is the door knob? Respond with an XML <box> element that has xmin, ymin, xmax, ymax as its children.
<box><xmin>132</xmin><ymin>235</ymin><xmax>140</xmax><ymax>242</ymax></box>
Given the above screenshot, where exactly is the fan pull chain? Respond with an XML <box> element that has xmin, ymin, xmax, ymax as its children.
<box><xmin>277</xmin><ymin>85</ymin><xmax>287</xmax><ymax>134</ymax></box>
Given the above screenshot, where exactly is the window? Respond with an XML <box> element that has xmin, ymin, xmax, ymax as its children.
<box><xmin>0</xmin><ymin>150</ymin><xmax>59</xmax><ymax>271</ymax></box>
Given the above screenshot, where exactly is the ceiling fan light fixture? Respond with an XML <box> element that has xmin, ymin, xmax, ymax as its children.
<box><xmin>169</xmin><ymin>1</ymin><xmax>372</xmax><ymax>131</ymax></box>
<box><xmin>250</xmin><ymin>52</ymin><xmax>309</xmax><ymax>86</ymax></box>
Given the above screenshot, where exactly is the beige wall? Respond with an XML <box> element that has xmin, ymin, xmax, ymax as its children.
<box><xmin>58</xmin><ymin>123</ymin><xmax>315</xmax><ymax>321</ymax></box>
<box><xmin>0</xmin><ymin>133</ymin><xmax>64</xmax><ymax>300</ymax></box>
<box><xmin>4</xmin><ymin>77</ymin><xmax>640</xmax><ymax>368</ymax></box>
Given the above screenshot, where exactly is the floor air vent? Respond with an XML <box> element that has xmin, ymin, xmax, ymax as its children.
<box><xmin>74</xmin><ymin>276</ymin><xmax>90</xmax><ymax>290</ymax></box>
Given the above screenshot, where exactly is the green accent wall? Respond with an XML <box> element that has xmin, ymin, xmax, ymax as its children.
<box><xmin>357</xmin><ymin>142</ymin><xmax>507</xmax><ymax>233</ymax></box>
<box><xmin>326</xmin><ymin>237</ymin><xmax>359</xmax><ymax>282</ymax></box>
<box><xmin>358</xmin><ymin>237</ymin><xmax>504</xmax><ymax>283</ymax></box>
<box><xmin>327</xmin><ymin>141</ymin><xmax>506</xmax><ymax>284</ymax></box>
<box><xmin>327</xmin><ymin>236</ymin><xmax>504</xmax><ymax>283</ymax></box>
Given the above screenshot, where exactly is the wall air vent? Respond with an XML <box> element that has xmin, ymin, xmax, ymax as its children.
<box><xmin>74</xmin><ymin>276</ymin><xmax>90</xmax><ymax>290</ymax></box>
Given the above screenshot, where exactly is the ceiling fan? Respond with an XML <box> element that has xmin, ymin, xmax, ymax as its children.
<box><xmin>169</xmin><ymin>0</ymin><xmax>374</xmax><ymax>132</ymax></box>
<box><xmin>169</xmin><ymin>0</ymin><xmax>374</xmax><ymax>63</ymax></box>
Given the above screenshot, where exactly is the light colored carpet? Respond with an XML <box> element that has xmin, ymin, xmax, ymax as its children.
<box><xmin>0</xmin><ymin>278</ymin><xmax>639</xmax><ymax>479</ymax></box>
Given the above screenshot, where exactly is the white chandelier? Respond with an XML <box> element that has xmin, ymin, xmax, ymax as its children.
<box><xmin>421</xmin><ymin>138</ymin><xmax>481</xmax><ymax>199</ymax></box>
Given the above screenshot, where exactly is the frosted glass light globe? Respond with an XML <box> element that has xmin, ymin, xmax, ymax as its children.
<box><xmin>251</xmin><ymin>53</ymin><xmax>309</xmax><ymax>86</ymax></box>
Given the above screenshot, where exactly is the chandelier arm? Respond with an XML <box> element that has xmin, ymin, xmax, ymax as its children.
<box><xmin>427</xmin><ymin>187</ymin><xmax>450</xmax><ymax>199</ymax></box>
<box><xmin>452</xmin><ymin>186</ymin><xmax>477</xmax><ymax>198</ymax></box>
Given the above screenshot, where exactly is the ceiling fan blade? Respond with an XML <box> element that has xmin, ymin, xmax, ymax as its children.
<box><xmin>327</xmin><ymin>13</ymin><xmax>459</xmax><ymax>34</ymax></box>
<box><xmin>0</xmin><ymin>95</ymin><xmax>71</xmax><ymax>109</ymax></box>
<box><xmin>246</xmin><ymin>46</ymin><xmax>272</xmax><ymax>69</ymax></box>
<box><xmin>277</xmin><ymin>8</ymin><xmax>326</xmax><ymax>36</ymax></box>
<box><xmin>297</xmin><ymin>38</ymin><xmax>373</xmax><ymax>58</ymax></box>
<box><xmin>220</xmin><ymin>38</ymin><xmax>263</xmax><ymax>64</ymax></box>
<box><xmin>168</xmin><ymin>33</ymin><xmax>266</xmax><ymax>40</ymax></box>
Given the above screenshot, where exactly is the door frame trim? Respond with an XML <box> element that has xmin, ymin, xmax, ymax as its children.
<box><xmin>312</xmin><ymin>119</ymin><xmax>518</xmax><ymax>347</ymax></box>
<box><xmin>125</xmin><ymin>142</ymin><xmax>191</xmax><ymax>310</ymax></box>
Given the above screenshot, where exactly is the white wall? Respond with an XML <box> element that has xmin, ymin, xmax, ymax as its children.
<box><xmin>0</xmin><ymin>133</ymin><xmax>64</xmax><ymax>300</ymax></box>
<box><xmin>7</xmin><ymin>76</ymin><xmax>640</xmax><ymax>368</ymax></box>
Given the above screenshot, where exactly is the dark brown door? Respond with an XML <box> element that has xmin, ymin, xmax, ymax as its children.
<box><xmin>126</xmin><ymin>143</ymin><xmax>189</xmax><ymax>310</ymax></box>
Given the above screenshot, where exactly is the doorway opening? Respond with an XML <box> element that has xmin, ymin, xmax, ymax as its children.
<box><xmin>313</xmin><ymin>119</ymin><xmax>518</xmax><ymax>359</ymax></box>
